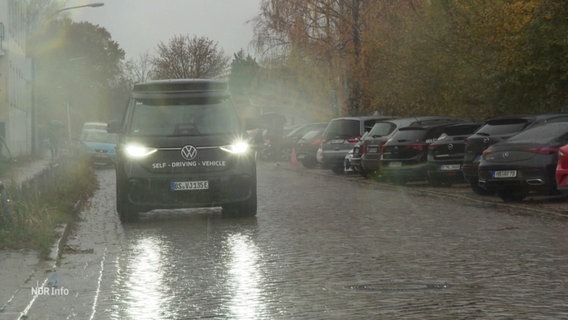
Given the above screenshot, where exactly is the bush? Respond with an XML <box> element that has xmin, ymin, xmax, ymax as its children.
<box><xmin>0</xmin><ymin>154</ymin><xmax>98</xmax><ymax>258</ymax></box>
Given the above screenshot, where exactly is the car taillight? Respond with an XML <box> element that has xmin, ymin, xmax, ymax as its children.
<box><xmin>409</xmin><ymin>144</ymin><xmax>424</xmax><ymax>152</ymax></box>
<box><xmin>525</xmin><ymin>147</ymin><xmax>558</xmax><ymax>155</ymax></box>
<box><xmin>482</xmin><ymin>149</ymin><xmax>493</xmax><ymax>156</ymax></box>
<box><xmin>347</xmin><ymin>136</ymin><xmax>361</xmax><ymax>143</ymax></box>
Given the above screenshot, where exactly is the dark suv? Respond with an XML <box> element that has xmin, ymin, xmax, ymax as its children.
<box><xmin>462</xmin><ymin>114</ymin><xmax>568</xmax><ymax>195</ymax></box>
<box><xmin>110</xmin><ymin>79</ymin><xmax>257</xmax><ymax>221</ymax></box>
<box><xmin>359</xmin><ymin>116</ymin><xmax>461</xmax><ymax>177</ymax></box>
<box><xmin>380</xmin><ymin>121</ymin><xmax>465</xmax><ymax>184</ymax></box>
<box><xmin>426</xmin><ymin>122</ymin><xmax>480</xmax><ymax>186</ymax></box>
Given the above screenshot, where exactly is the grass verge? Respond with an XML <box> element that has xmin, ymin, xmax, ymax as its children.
<box><xmin>0</xmin><ymin>154</ymin><xmax>98</xmax><ymax>258</ymax></box>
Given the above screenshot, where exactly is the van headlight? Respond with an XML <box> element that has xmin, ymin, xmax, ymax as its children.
<box><xmin>124</xmin><ymin>144</ymin><xmax>158</xmax><ymax>158</ymax></box>
<box><xmin>220</xmin><ymin>140</ymin><xmax>250</xmax><ymax>155</ymax></box>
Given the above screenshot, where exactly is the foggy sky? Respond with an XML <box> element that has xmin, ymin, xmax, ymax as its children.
<box><xmin>69</xmin><ymin>0</ymin><xmax>261</xmax><ymax>60</ymax></box>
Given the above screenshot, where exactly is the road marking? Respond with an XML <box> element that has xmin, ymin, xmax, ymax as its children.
<box><xmin>88</xmin><ymin>246</ymin><xmax>107</xmax><ymax>320</ymax></box>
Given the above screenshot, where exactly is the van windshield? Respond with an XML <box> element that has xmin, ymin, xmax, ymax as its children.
<box><xmin>128</xmin><ymin>99</ymin><xmax>240</xmax><ymax>136</ymax></box>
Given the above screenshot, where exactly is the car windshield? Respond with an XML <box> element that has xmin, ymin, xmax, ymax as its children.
<box><xmin>476</xmin><ymin>120</ymin><xmax>528</xmax><ymax>135</ymax></box>
<box><xmin>128</xmin><ymin>99</ymin><xmax>240</xmax><ymax>136</ymax></box>
<box><xmin>80</xmin><ymin>130</ymin><xmax>118</xmax><ymax>144</ymax></box>
<box><xmin>508</xmin><ymin>122</ymin><xmax>568</xmax><ymax>143</ymax></box>
<box><xmin>324</xmin><ymin>119</ymin><xmax>360</xmax><ymax>139</ymax></box>
<box><xmin>368</xmin><ymin>122</ymin><xmax>396</xmax><ymax>137</ymax></box>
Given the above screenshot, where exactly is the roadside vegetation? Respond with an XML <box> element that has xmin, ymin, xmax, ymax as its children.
<box><xmin>0</xmin><ymin>154</ymin><xmax>98</xmax><ymax>258</ymax></box>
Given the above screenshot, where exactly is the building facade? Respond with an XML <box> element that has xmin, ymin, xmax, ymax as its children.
<box><xmin>0</xmin><ymin>0</ymin><xmax>32</xmax><ymax>158</ymax></box>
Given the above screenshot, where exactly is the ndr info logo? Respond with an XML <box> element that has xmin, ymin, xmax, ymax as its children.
<box><xmin>31</xmin><ymin>283</ymin><xmax>70</xmax><ymax>296</ymax></box>
<box><xmin>31</xmin><ymin>273</ymin><xmax>70</xmax><ymax>296</ymax></box>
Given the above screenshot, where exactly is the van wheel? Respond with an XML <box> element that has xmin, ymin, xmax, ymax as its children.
<box><xmin>223</xmin><ymin>182</ymin><xmax>257</xmax><ymax>217</ymax></box>
<box><xmin>116</xmin><ymin>175</ymin><xmax>138</xmax><ymax>222</ymax></box>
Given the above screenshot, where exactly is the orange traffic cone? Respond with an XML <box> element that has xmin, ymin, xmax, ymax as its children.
<box><xmin>290</xmin><ymin>147</ymin><xmax>298</xmax><ymax>169</ymax></box>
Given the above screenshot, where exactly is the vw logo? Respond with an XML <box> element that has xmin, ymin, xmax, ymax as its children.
<box><xmin>502</xmin><ymin>152</ymin><xmax>510</xmax><ymax>159</ymax></box>
<box><xmin>448</xmin><ymin>143</ymin><xmax>454</xmax><ymax>151</ymax></box>
<box><xmin>181</xmin><ymin>145</ymin><xmax>198</xmax><ymax>160</ymax></box>
<box><xmin>483</xmin><ymin>137</ymin><xmax>490</xmax><ymax>144</ymax></box>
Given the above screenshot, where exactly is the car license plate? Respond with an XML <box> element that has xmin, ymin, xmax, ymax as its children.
<box><xmin>170</xmin><ymin>180</ymin><xmax>209</xmax><ymax>191</ymax></box>
<box><xmin>493</xmin><ymin>170</ymin><xmax>517</xmax><ymax>178</ymax></box>
<box><xmin>389</xmin><ymin>161</ymin><xmax>402</xmax><ymax>167</ymax></box>
<box><xmin>440</xmin><ymin>164</ymin><xmax>461</xmax><ymax>171</ymax></box>
<box><xmin>367</xmin><ymin>146</ymin><xmax>379</xmax><ymax>153</ymax></box>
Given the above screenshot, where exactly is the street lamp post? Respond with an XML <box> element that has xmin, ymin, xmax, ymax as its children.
<box><xmin>31</xmin><ymin>2</ymin><xmax>104</xmax><ymax>156</ymax></box>
<box><xmin>54</xmin><ymin>3</ymin><xmax>105</xmax><ymax>15</ymax></box>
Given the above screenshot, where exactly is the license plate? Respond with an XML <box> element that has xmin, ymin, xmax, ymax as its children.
<box><xmin>389</xmin><ymin>161</ymin><xmax>402</xmax><ymax>167</ymax></box>
<box><xmin>170</xmin><ymin>180</ymin><xmax>209</xmax><ymax>191</ymax></box>
<box><xmin>440</xmin><ymin>164</ymin><xmax>461</xmax><ymax>171</ymax></box>
<box><xmin>367</xmin><ymin>146</ymin><xmax>379</xmax><ymax>153</ymax></box>
<box><xmin>329</xmin><ymin>139</ymin><xmax>345</xmax><ymax>144</ymax></box>
<box><xmin>493</xmin><ymin>170</ymin><xmax>517</xmax><ymax>178</ymax></box>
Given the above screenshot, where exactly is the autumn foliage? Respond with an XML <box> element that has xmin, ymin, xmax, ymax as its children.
<box><xmin>252</xmin><ymin>0</ymin><xmax>568</xmax><ymax>120</ymax></box>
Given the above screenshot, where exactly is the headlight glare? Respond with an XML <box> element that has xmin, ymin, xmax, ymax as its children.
<box><xmin>220</xmin><ymin>140</ymin><xmax>250</xmax><ymax>155</ymax></box>
<box><xmin>124</xmin><ymin>144</ymin><xmax>158</xmax><ymax>158</ymax></box>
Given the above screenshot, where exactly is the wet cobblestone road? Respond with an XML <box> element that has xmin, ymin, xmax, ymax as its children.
<box><xmin>23</xmin><ymin>161</ymin><xmax>568</xmax><ymax>319</ymax></box>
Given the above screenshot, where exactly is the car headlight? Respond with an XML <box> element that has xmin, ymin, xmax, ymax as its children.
<box><xmin>220</xmin><ymin>140</ymin><xmax>250</xmax><ymax>155</ymax></box>
<box><xmin>124</xmin><ymin>144</ymin><xmax>158</xmax><ymax>158</ymax></box>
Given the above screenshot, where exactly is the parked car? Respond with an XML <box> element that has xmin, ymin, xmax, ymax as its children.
<box><xmin>555</xmin><ymin>144</ymin><xmax>568</xmax><ymax>193</ymax></box>
<box><xmin>380</xmin><ymin>121</ymin><xmax>465</xmax><ymax>184</ymax></box>
<box><xmin>294</xmin><ymin>128</ymin><xmax>325</xmax><ymax>169</ymax></box>
<box><xmin>478</xmin><ymin>121</ymin><xmax>568</xmax><ymax>202</ymax></box>
<box><xmin>360</xmin><ymin>116</ymin><xmax>463</xmax><ymax>177</ymax></box>
<box><xmin>79</xmin><ymin>129</ymin><xmax>118</xmax><ymax>166</ymax></box>
<box><xmin>462</xmin><ymin>114</ymin><xmax>568</xmax><ymax>195</ymax></box>
<box><xmin>426</xmin><ymin>122</ymin><xmax>481</xmax><ymax>186</ymax></box>
<box><xmin>320</xmin><ymin>116</ymin><xmax>394</xmax><ymax>174</ymax></box>
<box><xmin>284</xmin><ymin>122</ymin><xmax>328</xmax><ymax>150</ymax></box>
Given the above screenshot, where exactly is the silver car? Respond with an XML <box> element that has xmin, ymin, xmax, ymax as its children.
<box><xmin>320</xmin><ymin>116</ymin><xmax>394</xmax><ymax>174</ymax></box>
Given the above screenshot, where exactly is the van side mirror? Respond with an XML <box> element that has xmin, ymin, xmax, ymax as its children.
<box><xmin>107</xmin><ymin>120</ymin><xmax>122</xmax><ymax>133</ymax></box>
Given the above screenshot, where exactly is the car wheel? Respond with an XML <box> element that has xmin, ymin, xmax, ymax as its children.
<box><xmin>332</xmin><ymin>165</ymin><xmax>344</xmax><ymax>174</ymax></box>
<box><xmin>301</xmin><ymin>157</ymin><xmax>317</xmax><ymax>169</ymax></box>
<box><xmin>428</xmin><ymin>177</ymin><xmax>443</xmax><ymax>187</ymax></box>
<box><xmin>498</xmin><ymin>191</ymin><xmax>527</xmax><ymax>203</ymax></box>
<box><xmin>116</xmin><ymin>173</ymin><xmax>138</xmax><ymax>222</ymax></box>
<box><xmin>469</xmin><ymin>180</ymin><xmax>494</xmax><ymax>196</ymax></box>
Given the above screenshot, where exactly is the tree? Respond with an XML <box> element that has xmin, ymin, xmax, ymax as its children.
<box><xmin>152</xmin><ymin>35</ymin><xmax>229</xmax><ymax>79</ymax></box>
<box><xmin>33</xmin><ymin>19</ymin><xmax>126</xmax><ymax>135</ymax></box>
<box><xmin>123</xmin><ymin>51</ymin><xmax>156</xmax><ymax>85</ymax></box>
<box><xmin>228</xmin><ymin>50</ymin><xmax>260</xmax><ymax>109</ymax></box>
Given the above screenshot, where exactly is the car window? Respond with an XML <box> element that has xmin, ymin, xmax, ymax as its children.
<box><xmin>80</xmin><ymin>130</ymin><xmax>117</xmax><ymax>143</ymax></box>
<box><xmin>128</xmin><ymin>99</ymin><xmax>239</xmax><ymax>136</ymax></box>
<box><xmin>477</xmin><ymin>120</ymin><xmax>528</xmax><ymax>135</ymax></box>
<box><xmin>324</xmin><ymin>119</ymin><xmax>360</xmax><ymax>139</ymax></box>
<box><xmin>508</xmin><ymin>122</ymin><xmax>568</xmax><ymax>143</ymax></box>
<box><xmin>300</xmin><ymin>130</ymin><xmax>323</xmax><ymax>141</ymax></box>
<box><xmin>390</xmin><ymin>128</ymin><xmax>426</xmax><ymax>142</ymax></box>
<box><xmin>369</xmin><ymin>122</ymin><xmax>396</xmax><ymax>137</ymax></box>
